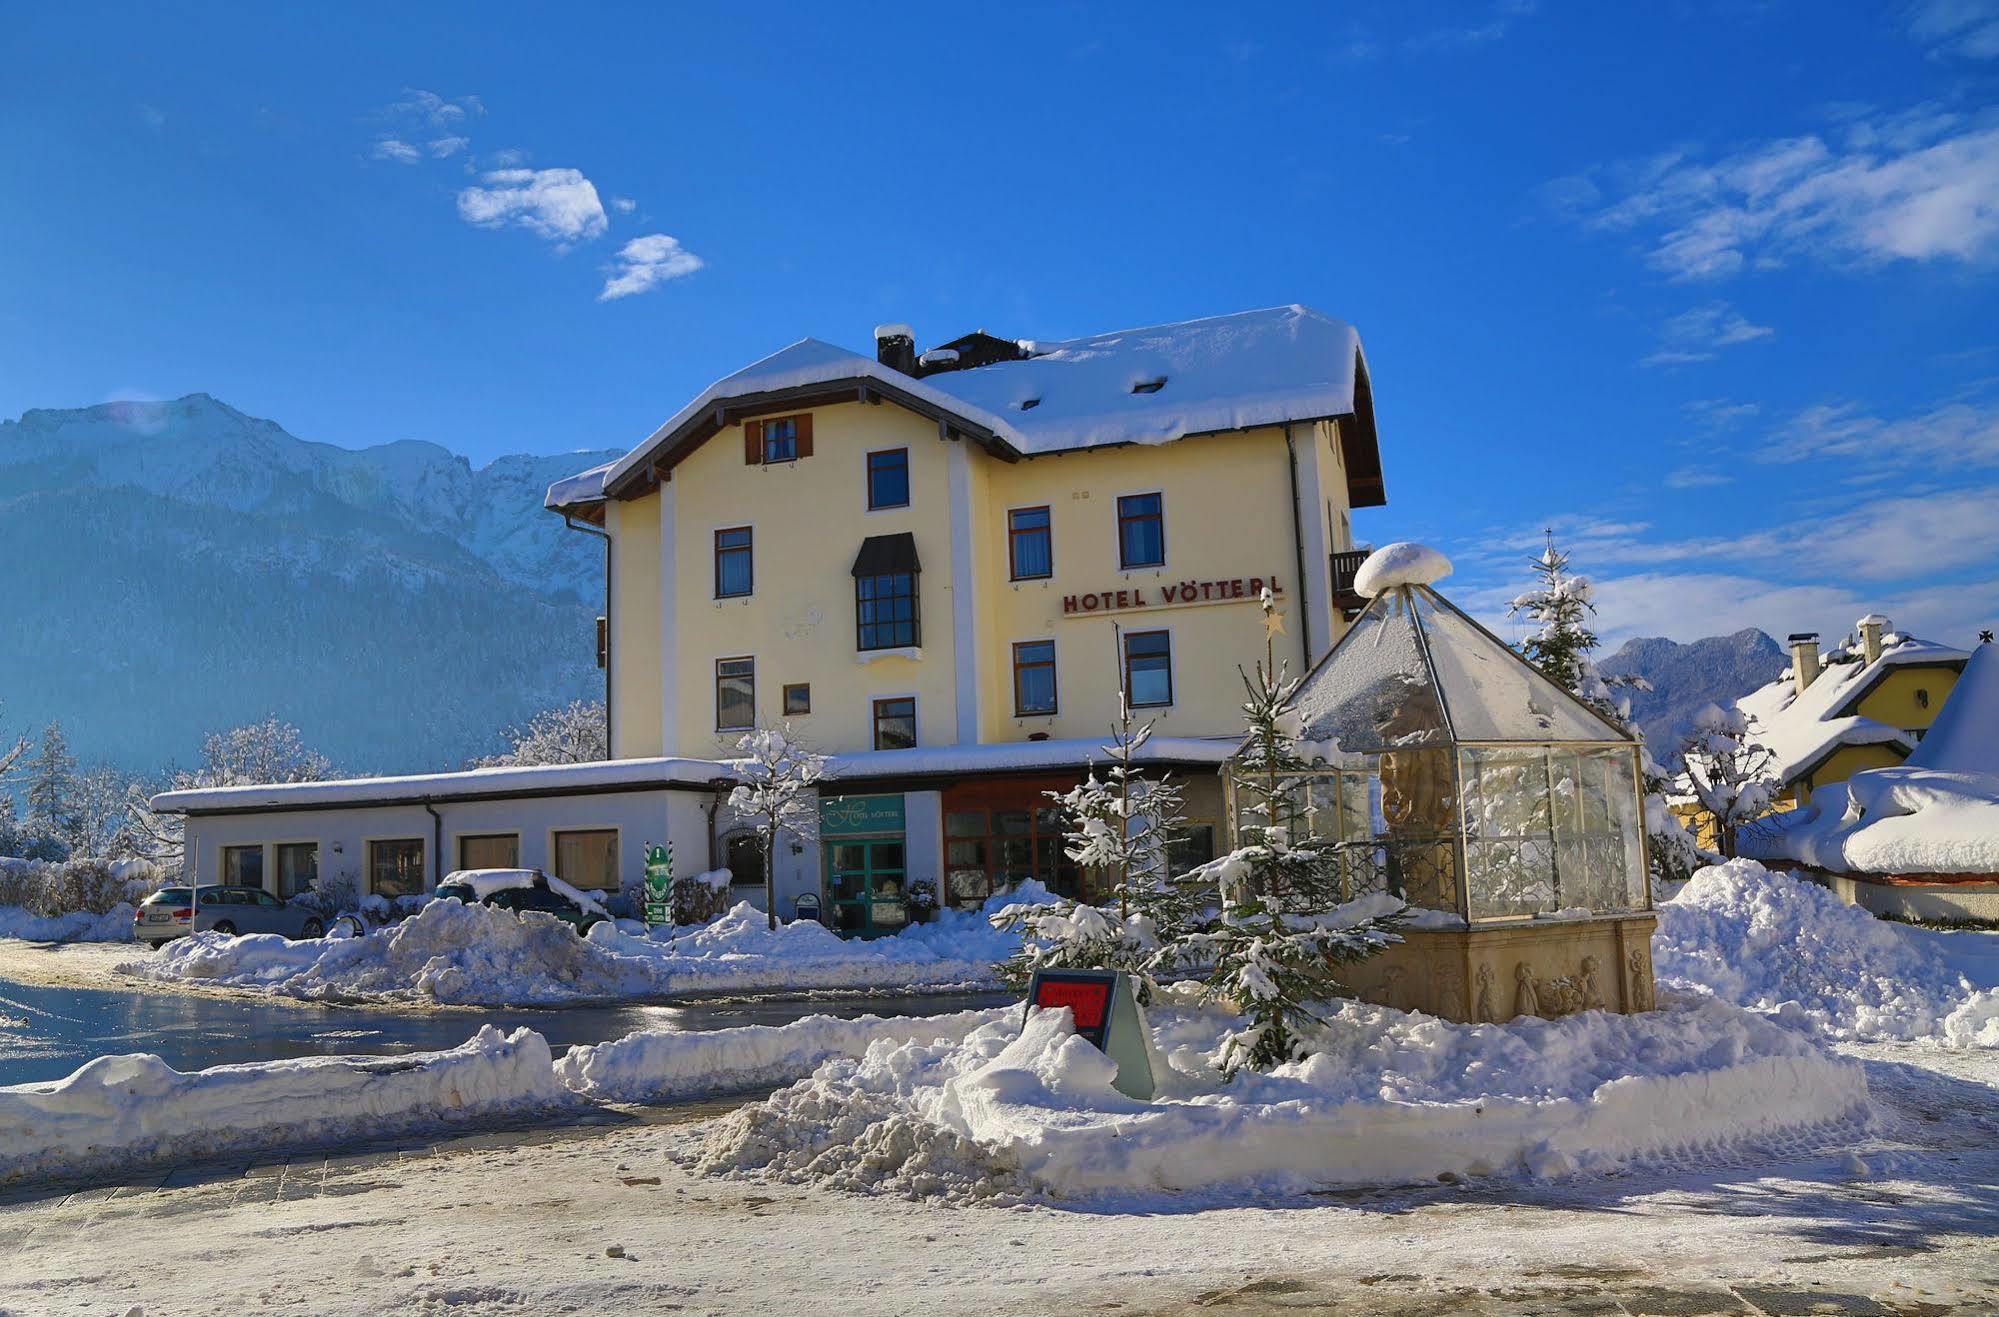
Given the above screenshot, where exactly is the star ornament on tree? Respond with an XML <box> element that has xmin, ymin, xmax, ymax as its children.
<box><xmin>1263</xmin><ymin>607</ymin><xmax>1287</xmax><ymax>639</ymax></box>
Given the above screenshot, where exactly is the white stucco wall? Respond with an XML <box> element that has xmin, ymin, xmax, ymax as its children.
<box><xmin>181</xmin><ymin>787</ymin><xmax>715</xmax><ymax>898</ymax></box>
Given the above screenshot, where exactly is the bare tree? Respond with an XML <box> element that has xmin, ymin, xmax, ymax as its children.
<box><xmin>725</xmin><ymin>725</ymin><xmax>827</xmax><ymax>931</ymax></box>
<box><xmin>1679</xmin><ymin>703</ymin><xmax>1778</xmax><ymax>858</ymax></box>
<box><xmin>127</xmin><ymin>718</ymin><xmax>335</xmax><ymax>875</ymax></box>
<box><xmin>471</xmin><ymin>699</ymin><xmax>608</xmax><ymax>768</ymax></box>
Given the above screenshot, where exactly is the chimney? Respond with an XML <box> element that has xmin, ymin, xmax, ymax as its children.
<box><xmin>873</xmin><ymin>323</ymin><xmax>916</xmax><ymax>376</ymax></box>
<box><xmin>1788</xmin><ymin>632</ymin><xmax>1822</xmax><ymax>696</ymax></box>
<box><xmin>1856</xmin><ymin>613</ymin><xmax>1890</xmax><ymax>666</ymax></box>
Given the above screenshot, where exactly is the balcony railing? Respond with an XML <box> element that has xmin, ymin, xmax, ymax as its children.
<box><xmin>1331</xmin><ymin>549</ymin><xmax>1370</xmax><ymax>620</ymax></box>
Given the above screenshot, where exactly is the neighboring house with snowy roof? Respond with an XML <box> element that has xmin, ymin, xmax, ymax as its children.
<box><xmin>159</xmin><ymin>305</ymin><xmax>1393</xmax><ymax>932</ymax></box>
<box><xmin>1737</xmin><ymin>617</ymin><xmax>1969</xmax><ymax>807</ymax></box>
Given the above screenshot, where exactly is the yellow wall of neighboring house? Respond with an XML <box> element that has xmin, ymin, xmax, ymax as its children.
<box><xmin>1851</xmin><ymin>665</ymin><xmax>1958</xmax><ymax>738</ymax></box>
<box><xmin>1797</xmin><ymin>742</ymin><xmax>1910</xmax><ymax>801</ymax></box>
<box><xmin>599</xmin><ymin>397</ymin><xmax>1353</xmax><ymax>759</ymax></box>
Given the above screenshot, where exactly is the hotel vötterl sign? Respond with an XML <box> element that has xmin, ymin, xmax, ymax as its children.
<box><xmin>1061</xmin><ymin>575</ymin><xmax>1286</xmax><ymax>618</ymax></box>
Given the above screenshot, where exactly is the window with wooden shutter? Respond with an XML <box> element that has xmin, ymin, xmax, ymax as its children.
<box><xmin>744</xmin><ymin>420</ymin><xmax>763</xmax><ymax>464</ymax></box>
<box><xmin>796</xmin><ymin>413</ymin><xmax>814</xmax><ymax>459</ymax></box>
<box><xmin>746</xmin><ymin>415</ymin><xmax>809</xmax><ymax>465</ymax></box>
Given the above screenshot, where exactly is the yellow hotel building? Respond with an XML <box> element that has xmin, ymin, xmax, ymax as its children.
<box><xmin>160</xmin><ymin>306</ymin><xmax>1390</xmax><ymax>933</ymax></box>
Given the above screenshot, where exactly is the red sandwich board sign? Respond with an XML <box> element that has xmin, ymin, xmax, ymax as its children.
<box><xmin>1023</xmin><ymin>967</ymin><xmax>1156</xmax><ymax>1100</ymax></box>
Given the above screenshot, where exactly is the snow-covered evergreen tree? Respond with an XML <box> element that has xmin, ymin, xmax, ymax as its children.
<box><xmin>725</xmin><ymin>724</ymin><xmax>827</xmax><ymax>931</ymax></box>
<box><xmin>1172</xmin><ymin>599</ymin><xmax>1405</xmax><ymax>1075</ymax></box>
<box><xmin>1679</xmin><ymin>702</ymin><xmax>1777</xmax><ymax>859</ymax></box>
<box><xmin>993</xmin><ymin>683</ymin><xmax>1192</xmax><ymax>1002</ymax></box>
<box><xmin>471</xmin><ymin>699</ymin><xmax>608</xmax><ymax>767</ymax></box>
<box><xmin>1509</xmin><ymin>536</ymin><xmax>1702</xmax><ymax>890</ymax></box>
<box><xmin>21</xmin><ymin>721</ymin><xmax>78</xmax><ymax>861</ymax></box>
<box><xmin>0</xmin><ymin>793</ymin><xmax>21</xmax><ymax>858</ymax></box>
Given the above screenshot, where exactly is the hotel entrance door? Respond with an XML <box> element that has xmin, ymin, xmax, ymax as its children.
<box><xmin>825</xmin><ymin>838</ymin><xmax>908</xmax><ymax>937</ymax></box>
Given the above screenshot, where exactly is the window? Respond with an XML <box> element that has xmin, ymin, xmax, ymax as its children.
<box><xmin>716</xmin><ymin>657</ymin><xmax>755</xmax><ymax>730</ymax></box>
<box><xmin>873</xmin><ymin>697</ymin><xmax>917</xmax><ymax>751</ymax></box>
<box><xmin>1008</xmin><ymin>506</ymin><xmax>1052</xmax><ymax>580</ymax></box>
<box><xmin>724</xmin><ymin>832</ymin><xmax>766</xmax><ymax>888</ymax></box>
<box><xmin>275</xmin><ymin>842</ymin><xmax>317</xmax><ymax>899</ymax></box>
<box><xmin>1117</xmin><ymin>492</ymin><xmax>1165</xmax><ymax>569</ymax></box>
<box><xmin>458</xmin><ymin>834</ymin><xmax>519</xmax><ymax>871</ymax></box>
<box><xmin>715</xmin><ymin>527</ymin><xmax>753</xmax><ymax>598</ymax></box>
<box><xmin>944</xmin><ymin>798</ymin><xmax>1080</xmax><ymax>906</ymax></box>
<box><xmin>553</xmin><ymin>829</ymin><xmax>619</xmax><ymax>891</ymax></box>
<box><xmin>1131</xmin><ymin>375</ymin><xmax>1167</xmax><ymax>394</ymax></box>
<box><xmin>1012</xmin><ymin>640</ymin><xmax>1057</xmax><ymax>716</ymax></box>
<box><xmin>1917</xmin><ymin>688</ymin><xmax>1931</xmax><ymax>709</ymax></box>
<box><xmin>222</xmin><ymin>845</ymin><xmax>263</xmax><ymax>889</ymax></box>
<box><xmin>856</xmin><ymin>572</ymin><xmax>920</xmax><ymax>650</ymax></box>
<box><xmin>747</xmin><ymin>415</ymin><xmax>811</xmax><ymax>464</ymax></box>
<box><xmin>783</xmin><ymin>682</ymin><xmax>812</xmax><ymax>716</ymax></box>
<box><xmin>368</xmin><ymin>839</ymin><xmax>425</xmax><ymax>899</ymax></box>
<box><xmin>1125</xmin><ymin>629</ymin><xmax>1174</xmax><ymax>707</ymax></box>
<box><xmin>867</xmin><ymin>448</ymin><xmax>909</xmax><ymax>510</ymax></box>
<box><xmin>1168</xmin><ymin>824</ymin><xmax>1217</xmax><ymax>879</ymax></box>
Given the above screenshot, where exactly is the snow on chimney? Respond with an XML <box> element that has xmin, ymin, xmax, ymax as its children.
<box><xmin>874</xmin><ymin>323</ymin><xmax>916</xmax><ymax>376</ymax></box>
<box><xmin>1788</xmin><ymin>632</ymin><xmax>1822</xmax><ymax>696</ymax></box>
<box><xmin>1857</xmin><ymin>613</ymin><xmax>1891</xmax><ymax>666</ymax></box>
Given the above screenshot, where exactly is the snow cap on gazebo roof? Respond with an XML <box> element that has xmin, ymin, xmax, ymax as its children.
<box><xmin>1286</xmin><ymin>567</ymin><xmax>1632</xmax><ymax>754</ymax></box>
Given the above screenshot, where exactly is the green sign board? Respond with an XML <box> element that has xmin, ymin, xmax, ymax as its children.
<box><xmin>819</xmin><ymin>794</ymin><xmax>905</xmax><ymax>838</ymax></box>
<box><xmin>642</xmin><ymin>841</ymin><xmax>673</xmax><ymax>928</ymax></box>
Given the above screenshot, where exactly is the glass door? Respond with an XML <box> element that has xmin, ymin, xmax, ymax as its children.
<box><xmin>825</xmin><ymin>839</ymin><xmax>908</xmax><ymax>938</ymax></box>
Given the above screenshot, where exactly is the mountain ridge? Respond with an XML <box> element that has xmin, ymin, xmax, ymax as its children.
<box><xmin>1598</xmin><ymin>627</ymin><xmax>1787</xmax><ymax>757</ymax></box>
<box><xmin>0</xmin><ymin>393</ymin><xmax>617</xmax><ymax>775</ymax></box>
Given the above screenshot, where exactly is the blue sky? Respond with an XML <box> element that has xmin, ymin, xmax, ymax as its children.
<box><xmin>3</xmin><ymin>1</ymin><xmax>1996</xmax><ymax>650</ymax></box>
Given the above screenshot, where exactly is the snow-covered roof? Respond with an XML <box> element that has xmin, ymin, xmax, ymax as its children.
<box><xmin>553</xmin><ymin>305</ymin><xmax>1377</xmax><ymax>510</ymax></box>
<box><xmin>1735</xmin><ymin>634</ymin><xmax>1971</xmax><ymax>786</ymax></box>
<box><xmin>544</xmin><ymin>460</ymin><xmax>614</xmax><ymax>512</ymax></box>
<box><xmin>152</xmin><ymin>757</ymin><xmax>735</xmax><ymax>814</ymax></box>
<box><xmin>1741</xmin><ymin>765</ymin><xmax>1999</xmax><ymax>876</ymax></box>
<box><xmin>821</xmin><ymin>735</ymin><xmax>1237</xmax><ymax>781</ymax></box>
<box><xmin>920</xmin><ymin>305</ymin><xmax>1366</xmax><ymax>457</ymax></box>
<box><xmin>1909</xmin><ymin>643</ymin><xmax>1998</xmax><ymax>775</ymax></box>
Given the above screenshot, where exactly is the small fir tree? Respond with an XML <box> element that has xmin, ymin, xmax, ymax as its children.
<box><xmin>21</xmin><ymin>721</ymin><xmax>78</xmax><ymax>861</ymax></box>
<box><xmin>1510</xmin><ymin>536</ymin><xmax>1704</xmax><ymax>892</ymax></box>
<box><xmin>1169</xmin><ymin>589</ymin><xmax>1405</xmax><ymax>1077</ymax></box>
<box><xmin>1679</xmin><ymin>703</ymin><xmax>1778</xmax><ymax>859</ymax></box>
<box><xmin>993</xmin><ymin>643</ymin><xmax>1195</xmax><ymax>1003</ymax></box>
<box><xmin>0</xmin><ymin>793</ymin><xmax>20</xmax><ymax>858</ymax></box>
<box><xmin>725</xmin><ymin>724</ymin><xmax>828</xmax><ymax>932</ymax></box>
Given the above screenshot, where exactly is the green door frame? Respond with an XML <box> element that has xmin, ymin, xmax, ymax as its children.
<box><xmin>825</xmin><ymin>838</ymin><xmax>909</xmax><ymax>938</ymax></box>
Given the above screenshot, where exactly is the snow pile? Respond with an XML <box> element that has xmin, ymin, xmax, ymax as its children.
<box><xmin>123</xmin><ymin>899</ymin><xmax>656</xmax><ymax>1006</ymax></box>
<box><xmin>690</xmin><ymin>990</ymin><xmax>1865</xmax><ymax>1204</ymax></box>
<box><xmin>557</xmin><ymin>1007</ymin><xmax>1005</xmax><ymax>1102</ymax></box>
<box><xmin>0</xmin><ymin>1025</ymin><xmax>566</xmax><ymax>1184</ymax></box>
<box><xmin>1741</xmin><ymin>767</ymin><xmax>1999</xmax><ymax>876</ymax></box>
<box><xmin>127</xmin><ymin>889</ymin><xmax>1032</xmax><ymax>1004</ymax></box>
<box><xmin>1655</xmin><ymin>859</ymin><xmax>1999</xmax><ymax>1043</ymax></box>
<box><xmin>1352</xmin><ymin>541</ymin><xmax>1452</xmax><ymax>597</ymax></box>
<box><xmin>0</xmin><ymin>902</ymin><xmax>135</xmax><ymax>943</ymax></box>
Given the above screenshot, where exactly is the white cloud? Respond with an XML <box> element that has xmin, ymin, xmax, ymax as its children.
<box><xmin>610</xmin><ymin>196</ymin><xmax>637</xmax><ymax>214</ymax></box>
<box><xmin>1407</xmin><ymin>0</ymin><xmax>1537</xmax><ymax>52</ymax></box>
<box><xmin>1549</xmin><ymin>109</ymin><xmax>1999</xmax><ymax>278</ymax></box>
<box><xmin>371</xmin><ymin>137</ymin><xmax>423</xmax><ymax>164</ymax></box>
<box><xmin>390</xmin><ymin>89</ymin><xmax>483</xmax><ymax>127</ymax></box>
<box><xmin>1909</xmin><ymin>0</ymin><xmax>1999</xmax><ymax>58</ymax></box>
<box><xmin>457</xmin><ymin>168</ymin><xmax>609</xmax><ymax>243</ymax></box>
<box><xmin>1684</xmin><ymin>397</ymin><xmax>1762</xmax><ymax>431</ymax></box>
<box><xmin>137</xmin><ymin>103</ymin><xmax>166</xmax><ymax>133</ymax></box>
<box><xmin>1571</xmin><ymin>570</ymin><xmax>1999</xmax><ymax>649</ymax></box>
<box><xmin>1665</xmin><ymin>467</ymin><xmax>1735</xmax><ymax>489</ymax></box>
<box><xmin>1765</xmin><ymin>398</ymin><xmax>1999</xmax><ymax>467</ymax></box>
<box><xmin>1641</xmin><ymin>301</ymin><xmax>1774</xmax><ymax>367</ymax></box>
<box><xmin>599</xmin><ymin>233</ymin><xmax>704</xmax><ymax>300</ymax></box>
<box><xmin>428</xmin><ymin>136</ymin><xmax>469</xmax><ymax>158</ymax></box>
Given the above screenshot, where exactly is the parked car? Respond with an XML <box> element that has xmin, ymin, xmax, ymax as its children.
<box><xmin>433</xmin><ymin>869</ymin><xmax>609</xmax><ymax>936</ymax></box>
<box><xmin>134</xmin><ymin>885</ymin><xmax>326</xmax><ymax>947</ymax></box>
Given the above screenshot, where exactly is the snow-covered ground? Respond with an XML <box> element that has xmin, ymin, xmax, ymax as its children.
<box><xmin>120</xmin><ymin>892</ymin><xmax>1030</xmax><ymax>1006</ymax></box>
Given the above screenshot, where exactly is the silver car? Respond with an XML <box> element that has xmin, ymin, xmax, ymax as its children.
<box><xmin>134</xmin><ymin>885</ymin><xmax>326</xmax><ymax>947</ymax></box>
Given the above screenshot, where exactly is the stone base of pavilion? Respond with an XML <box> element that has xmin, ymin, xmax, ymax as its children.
<box><xmin>1344</xmin><ymin>914</ymin><xmax>1659</xmax><ymax>1023</ymax></box>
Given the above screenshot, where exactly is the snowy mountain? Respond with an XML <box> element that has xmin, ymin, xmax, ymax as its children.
<box><xmin>1598</xmin><ymin>628</ymin><xmax>1787</xmax><ymax>758</ymax></box>
<box><xmin>0</xmin><ymin>394</ymin><xmax>618</xmax><ymax>775</ymax></box>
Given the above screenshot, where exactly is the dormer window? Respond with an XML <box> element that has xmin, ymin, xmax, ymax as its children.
<box><xmin>746</xmin><ymin>415</ymin><xmax>813</xmax><ymax>465</ymax></box>
<box><xmin>1131</xmin><ymin>376</ymin><xmax>1167</xmax><ymax>395</ymax></box>
<box><xmin>1019</xmin><ymin>398</ymin><xmax>1042</xmax><ymax>410</ymax></box>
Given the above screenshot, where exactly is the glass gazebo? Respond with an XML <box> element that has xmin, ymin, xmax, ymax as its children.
<box><xmin>1228</xmin><ymin>579</ymin><xmax>1651</xmax><ymax>927</ymax></box>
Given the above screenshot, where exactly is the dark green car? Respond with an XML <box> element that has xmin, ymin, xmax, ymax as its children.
<box><xmin>433</xmin><ymin>869</ymin><xmax>609</xmax><ymax>936</ymax></box>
